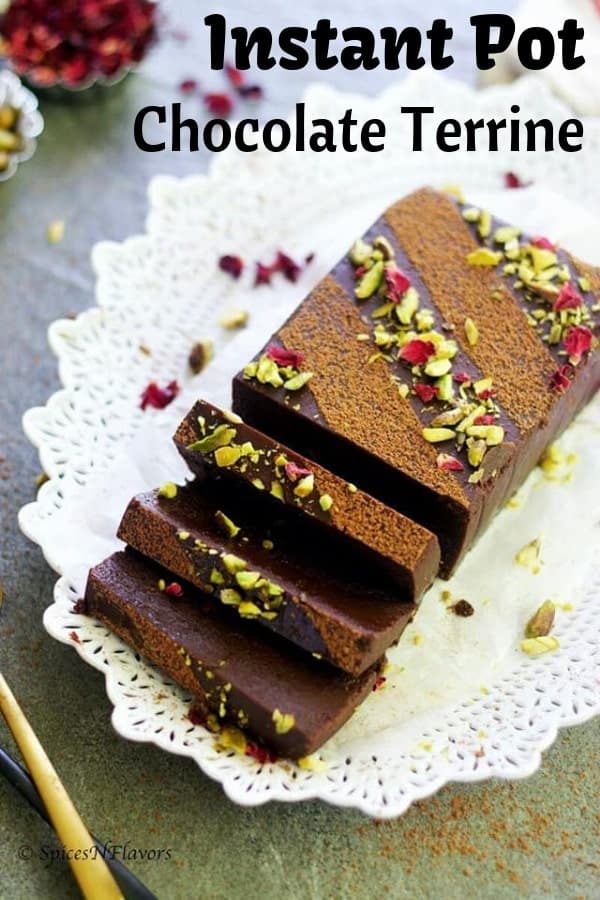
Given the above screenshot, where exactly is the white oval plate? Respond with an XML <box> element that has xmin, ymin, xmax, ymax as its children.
<box><xmin>19</xmin><ymin>74</ymin><xmax>600</xmax><ymax>817</ymax></box>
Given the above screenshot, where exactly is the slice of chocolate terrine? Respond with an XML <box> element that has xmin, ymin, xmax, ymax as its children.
<box><xmin>84</xmin><ymin>551</ymin><xmax>382</xmax><ymax>758</ymax></box>
<box><xmin>173</xmin><ymin>399</ymin><xmax>440</xmax><ymax>599</ymax></box>
<box><xmin>233</xmin><ymin>188</ymin><xmax>599</xmax><ymax>574</ymax></box>
<box><xmin>118</xmin><ymin>481</ymin><xmax>416</xmax><ymax>675</ymax></box>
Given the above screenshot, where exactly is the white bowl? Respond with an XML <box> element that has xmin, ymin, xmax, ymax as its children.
<box><xmin>0</xmin><ymin>69</ymin><xmax>44</xmax><ymax>183</ymax></box>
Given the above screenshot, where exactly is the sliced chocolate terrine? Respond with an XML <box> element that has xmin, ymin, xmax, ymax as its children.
<box><xmin>233</xmin><ymin>187</ymin><xmax>599</xmax><ymax>575</ymax></box>
<box><xmin>84</xmin><ymin>550</ymin><xmax>382</xmax><ymax>758</ymax></box>
<box><xmin>118</xmin><ymin>481</ymin><xmax>416</xmax><ymax>675</ymax></box>
<box><xmin>173</xmin><ymin>399</ymin><xmax>440</xmax><ymax>599</ymax></box>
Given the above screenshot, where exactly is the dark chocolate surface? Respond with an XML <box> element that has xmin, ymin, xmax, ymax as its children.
<box><xmin>118</xmin><ymin>482</ymin><xmax>416</xmax><ymax>675</ymax></box>
<box><xmin>233</xmin><ymin>188</ymin><xmax>599</xmax><ymax>576</ymax></box>
<box><xmin>84</xmin><ymin>550</ymin><xmax>382</xmax><ymax>758</ymax></box>
<box><xmin>174</xmin><ymin>399</ymin><xmax>440</xmax><ymax>599</ymax></box>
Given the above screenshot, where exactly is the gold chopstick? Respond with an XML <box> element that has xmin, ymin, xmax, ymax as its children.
<box><xmin>0</xmin><ymin>673</ymin><xmax>123</xmax><ymax>899</ymax></box>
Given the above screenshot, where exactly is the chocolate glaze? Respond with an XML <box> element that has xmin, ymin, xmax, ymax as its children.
<box><xmin>118</xmin><ymin>482</ymin><xmax>416</xmax><ymax>675</ymax></box>
<box><xmin>173</xmin><ymin>399</ymin><xmax>440</xmax><ymax>599</ymax></box>
<box><xmin>232</xmin><ymin>188</ymin><xmax>599</xmax><ymax>576</ymax></box>
<box><xmin>83</xmin><ymin>551</ymin><xmax>382</xmax><ymax>758</ymax></box>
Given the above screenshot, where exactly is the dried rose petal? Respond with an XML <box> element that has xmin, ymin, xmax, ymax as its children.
<box><xmin>255</xmin><ymin>262</ymin><xmax>273</xmax><ymax>286</ymax></box>
<box><xmin>187</xmin><ymin>707</ymin><xmax>206</xmax><ymax>727</ymax></box>
<box><xmin>224</xmin><ymin>63</ymin><xmax>244</xmax><ymax>89</ymax></box>
<box><xmin>266</xmin><ymin>345</ymin><xmax>306</xmax><ymax>369</ymax></box>
<box><xmin>398</xmin><ymin>340</ymin><xmax>436</xmax><ymax>365</ymax></box>
<box><xmin>504</xmin><ymin>172</ymin><xmax>530</xmax><ymax>189</ymax></box>
<box><xmin>284</xmin><ymin>461</ymin><xmax>312</xmax><ymax>483</ymax></box>
<box><xmin>436</xmin><ymin>453</ymin><xmax>464</xmax><ymax>472</ymax></box>
<box><xmin>274</xmin><ymin>251</ymin><xmax>301</xmax><ymax>283</ymax></box>
<box><xmin>477</xmin><ymin>388</ymin><xmax>496</xmax><ymax>401</ymax></box>
<box><xmin>453</xmin><ymin>372</ymin><xmax>472</xmax><ymax>384</ymax></box>
<box><xmin>305</xmin><ymin>253</ymin><xmax>315</xmax><ymax>265</ymax></box>
<box><xmin>554</xmin><ymin>282</ymin><xmax>583</xmax><ymax>312</ymax></box>
<box><xmin>564</xmin><ymin>325</ymin><xmax>593</xmax><ymax>365</ymax></box>
<box><xmin>238</xmin><ymin>84</ymin><xmax>263</xmax><ymax>101</ymax></box>
<box><xmin>179</xmin><ymin>78</ymin><xmax>199</xmax><ymax>94</ymax></box>
<box><xmin>550</xmin><ymin>364</ymin><xmax>574</xmax><ymax>393</ymax></box>
<box><xmin>384</xmin><ymin>264</ymin><xmax>411</xmax><ymax>302</ymax></box>
<box><xmin>69</xmin><ymin>630</ymin><xmax>81</xmax><ymax>643</ymax></box>
<box><xmin>219</xmin><ymin>254</ymin><xmax>244</xmax><ymax>279</ymax></box>
<box><xmin>473</xmin><ymin>414</ymin><xmax>496</xmax><ymax>425</ymax></box>
<box><xmin>245</xmin><ymin>741</ymin><xmax>277</xmax><ymax>765</ymax></box>
<box><xmin>531</xmin><ymin>236</ymin><xmax>556</xmax><ymax>251</ymax></box>
<box><xmin>0</xmin><ymin>0</ymin><xmax>157</xmax><ymax>86</ymax></box>
<box><xmin>372</xmin><ymin>676</ymin><xmax>387</xmax><ymax>692</ymax></box>
<box><xmin>204</xmin><ymin>92</ymin><xmax>234</xmax><ymax>117</ymax></box>
<box><xmin>354</xmin><ymin>265</ymin><xmax>367</xmax><ymax>280</ymax></box>
<box><xmin>165</xmin><ymin>582</ymin><xmax>183</xmax><ymax>598</ymax></box>
<box><xmin>140</xmin><ymin>380</ymin><xmax>179</xmax><ymax>411</ymax></box>
<box><xmin>413</xmin><ymin>383</ymin><xmax>438</xmax><ymax>403</ymax></box>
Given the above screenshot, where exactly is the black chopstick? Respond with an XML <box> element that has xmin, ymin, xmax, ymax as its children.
<box><xmin>0</xmin><ymin>746</ymin><xmax>157</xmax><ymax>900</ymax></box>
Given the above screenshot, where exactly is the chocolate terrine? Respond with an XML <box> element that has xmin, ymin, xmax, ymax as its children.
<box><xmin>233</xmin><ymin>188</ymin><xmax>599</xmax><ymax>574</ymax></box>
<box><xmin>173</xmin><ymin>399</ymin><xmax>440</xmax><ymax>599</ymax></box>
<box><xmin>118</xmin><ymin>482</ymin><xmax>416</xmax><ymax>675</ymax></box>
<box><xmin>84</xmin><ymin>550</ymin><xmax>381</xmax><ymax>758</ymax></box>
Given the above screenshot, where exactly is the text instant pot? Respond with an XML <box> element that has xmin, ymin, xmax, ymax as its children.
<box><xmin>134</xmin><ymin>14</ymin><xmax>588</xmax><ymax>154</ymax></box>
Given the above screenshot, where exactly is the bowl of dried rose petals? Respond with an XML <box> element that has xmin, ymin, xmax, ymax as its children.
<box><xmin>0</xmin><ymin>68</ymin><xmax>43</xmax><ymax>183</ymax></box>
<box><xmin>0</xmin><ymin>0</ymin><xmax>157</xmax><ymax>101</ymax></box>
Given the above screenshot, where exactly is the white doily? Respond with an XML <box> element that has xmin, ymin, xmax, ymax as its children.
<box><xmin>19</xmin><ymin>74</ymin><xmax>600</xmax><ymax>818</ymax></box>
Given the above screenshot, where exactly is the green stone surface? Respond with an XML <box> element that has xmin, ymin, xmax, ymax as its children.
<box><xmin>0</xmin><ymin>5</ymin><xmax>598</xmax><ymax>898</ymax></box>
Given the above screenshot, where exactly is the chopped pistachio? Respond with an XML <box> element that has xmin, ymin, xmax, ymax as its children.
<box><xmin>270</xmin><ymin>480</ymin><xmax>284</xmax><ymax>501</ymax></box>
<box><xmin>218</xmin><ymin>726</ymin><xmax>248</xmax><ymax>754</ymax></box>
<box><xmin>256</xmin><ymin>355</ymin><xmax>284</xmax><ymax>388</ymax></box>
<box><xmin>443</xmin><ymin>184</ymin><xmax>465</xmax><ymax>203</ymax></box>
<box><xmin>395</xmin><ymin>287</ymin><xmax>420</xmax><ymax>325</ymax></box>
<box><xmin>319</xmin><ymin>494</ymin><xmax>334</xmax><ymax>512</ymax></box>
<box><xmin>520</xmin><ymin>636</ymin><xmax>560</xmax><ymax>657</ymax></box>
<box><xmin>467</xmin><ymin>438</ymin><xmax>487</xmax><ymax>468</ymax></box>
<box><xmin>187</xmin><ymin>424</ymin><xmax>236</xmax><ymax>454</ymax></box>
<box><xmin>243</xmin><ymin>361</ymin><xmax>258</xmax><ymax>379</ymax></box>
<box><xmin>238</xmin><ymin>601</ymin><xmax>263</xmax><ymax>618</ymax></box>
<box><xmin>466</xmin><ymin>424</ymin><xmax>504</xmax><ymax>446</ymax></box>
<box><xmin>214</xmin><ymin>510</ymin><xmax>240</xmax><ymax>538</ymax></box>
<box><xmin>262</xmin><ymin>539</ymin><xmax>274</xmax><ymax>550</ymax></box>
<box><xmin>297</xmin><ymin>754</ymin><xmax>328</xmax><ymax>772</ymax></box>
<box><xmin>436</xmin><ymin>374</ymin><xmax>455</xmax><ymax>402</ymax></box>
<box><xmin>214</xmin><ymin>445</ymin><xmax>242</xmax><ymax>467</ymax></box>
<box><xmin>473</xmin><ymin>377</ymin><xmax>493</xmax><ymax>397</ymax></box>
<box><xmin>294</xmin><ymin>474</ymin><xmax>315</xmax><ymax>498</ymax></box>
<box><xmin>462</xmin><ymin>207</ymin><xmax>480</xmax><ymax>223</ymax></box>
<box><xmin>431</xmin><ymin>407</ymin><xmax>464</xmax><ymax>427</ymax></box>
<box><xmin>415</xmin><ymin>309</ymin><xmax>435</xmax><ymax>332</ymax></box>
<box><xmin>477</xmin><ymin>210</ymin><xmax>492</xmax><ymax>239</ymax></box>
<box><xmin>158</xmin><ymin>481</ymin><xmax>178</xmax><ymax>499</ymax></box>
<box><xmin>397</xmin><ymin>383</ymin><xmax>410</xmax><ymax>399</ymax></box>
<box><xmin>221</xmin><ymin>553</ymin><xmax>247</xmax><ymax>575</ymax></box>
<box><xmin>47</xmin><ymin>220</ymin><xmax>65</xmax><ymax>245</ymax></box>
<box><xmin>158</xmin><ymin>579</ymin><xmax>166</xmax><ymax>591</ymax></box>
<box><xmin>272</xmin><ymin>709</ymin><xmax>296</xmax><ymax>735</ymax></box>
<box><xmin>188</xmin><ymin>339</ymin><xmax>214</xmax><ymax>375</ymax></box>
<box><xmin>464</xmin><ymin>317</ymin><xmax>479</xmax><ymax>347</ymax></box>
<box><xmin>355</xmin><ymin>260</ymin><xmax>384</xmax><ymax>300</ymax></box>
<box><xmin>525</xmin><ymin>600</ymin><xmax>556</xmax><ymax>638</ymax></box>
<box><xmin>528</xmin><ymin>246</ymin><xmax>557</xmax><ymax>274</ymax></box>
<box><xmin>373</xmin><ymin>235</ymin><xmax>394</xmax><ymax>260</ymax></box>
<box><xmin>422</xmin><ymin>427</ymin><xmax>455</xmax><ymax>443</ymax></box>
<box><xmin>515</xmin><ymin>537</ymin><xmax>542</xmax><ymax>572</ymax></box>
<box><xmin>494</xmin><ymin>225</ymin><xmax>521</xmax><ymax>244</ymax></box>
<box><xmin>235</xmin><ymin>570</ymin><xmax>261</xmax><ymax>591</ymax></box>
<box><xmin>424</xmin><ymin>358</ymin><xmax>451</xmax><ymax>378</ymax></box>
<box><xmin>210</xmin><ymin>568</ymin><xmax>225</xmax><ymax>586</ymax></box>
<box><xmin>466</xmin><ymin>248</ymin><xmax>502</xmax><ymax>267</ymax></box>
<box><xmin>349</xmin><ymin>238</ymin><xmax>373</xmax><ymax>266</ymax></box>
<box><xmin>578</xmin><ymin>275</ymin><xmax>591</xmax><ymax>293</ymax></box>
<box><xmin>220</xmin><ymin>588</ymin><xmax>242</xmax><ymax>606</ymax></box>
<box><xmin>284</xmin><ymin>371</ymin><xmax>313</xmax><ymax>391</ymax></box>
<box><xmin>347</xmin><ymin>483</ymin><xmax>358</xmax><ymax>493</ymax></box>
<box><xmin>177</xmin><ymin>530</ymin><xmax>190</xmax><ymax>541</ymax></box>
<box><xmin>219</xmin><ymin>309</ymin><xmax>248</xmax><ymax>330</ymax></box>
